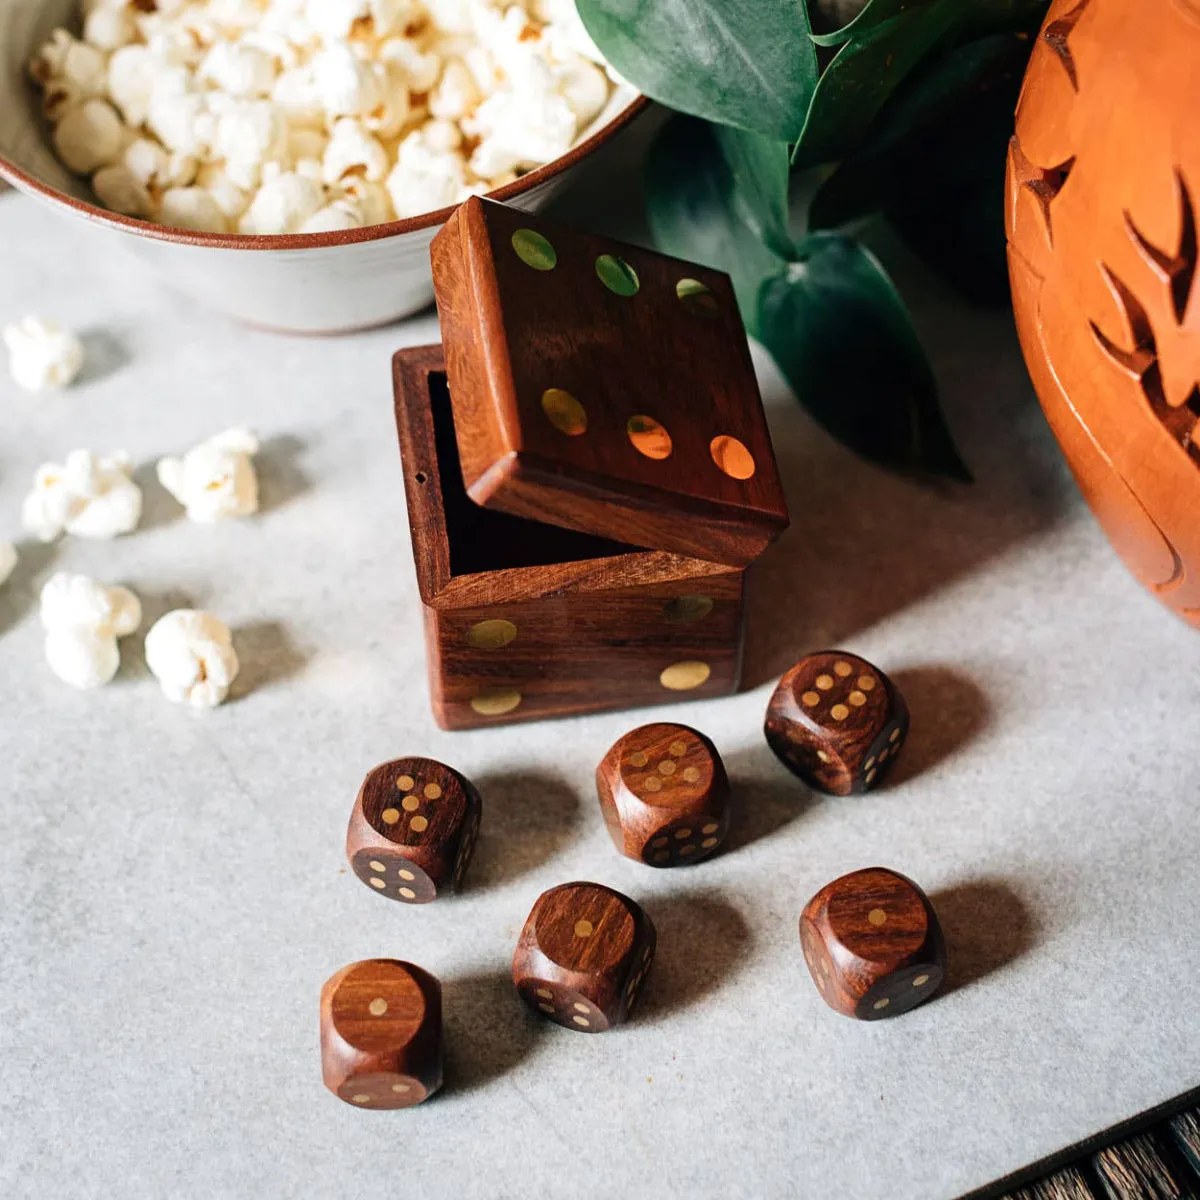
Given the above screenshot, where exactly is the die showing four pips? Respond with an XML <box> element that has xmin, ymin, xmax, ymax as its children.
<box><xmin>323</xmin><ymin>651</ymin><xmax>947</xmax><ymax>1107</ymax></box>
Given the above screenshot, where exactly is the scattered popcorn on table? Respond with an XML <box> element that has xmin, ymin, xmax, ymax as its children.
<box><xmin>145</xmin><ymin>609</ymin><xmax>240</xmax><ymax>707</ymax></box>
<box><xmin>21</xmin><ymin>449</ymin><xmax>143</xmax><ymax>542</ymax></box>
<box><xmin>3</xmin><ymin>316</ymin><xmax>85</xmax><ymax>391</ymax></box>
<box><xmin>0</xmin><ymin>540</ymin><xmax>16</xmax><ymax>588</ymax></box>
<box><xmin>28</xmin><ymin>0</ymin><xmax>620</xmax><ymax>232</ymax></box>
<box><xmin>157</xmin><ymin>428</ymin><xmax>260</xmax><ymax>521</ymax></box>
<box><xmin>40</xmin><ymin>572</ymin><xmax>142</xmax><ymax>690</ymax></box>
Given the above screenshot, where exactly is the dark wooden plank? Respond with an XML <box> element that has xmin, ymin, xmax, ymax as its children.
<box><xmin>1091</xmin><ymin>1131</ymin><xmax>1197</xmax><ymax>1200</ymax></box>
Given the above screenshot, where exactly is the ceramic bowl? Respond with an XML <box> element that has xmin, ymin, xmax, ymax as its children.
<box><xmin>0</xmin><ymin>0</ymin><xmax>644</xmax><ymax>332</ymax></box>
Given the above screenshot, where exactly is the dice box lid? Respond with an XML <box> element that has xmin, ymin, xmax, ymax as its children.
<box><xmin>429</xmin><ymin>198</ymin><xmax>790</xmax><ymax>568</ymax></box>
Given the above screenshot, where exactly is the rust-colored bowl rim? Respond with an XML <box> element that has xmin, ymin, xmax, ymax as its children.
<box><xmin>0</xmin><ymin>94</ymin><xmax>649</xmax><ymax>252</ymax></box>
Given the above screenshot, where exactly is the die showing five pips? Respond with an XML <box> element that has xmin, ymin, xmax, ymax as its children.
<box><xmin>327</xmin><ymin>650</ymin><xmax>946</xmax><ymax>1105</ymax></box>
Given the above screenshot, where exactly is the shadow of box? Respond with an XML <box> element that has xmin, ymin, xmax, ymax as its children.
<box><xmin>392</xmin><ymin>346</ymin><xmax>745</xmax><ymax>729</ymax></box>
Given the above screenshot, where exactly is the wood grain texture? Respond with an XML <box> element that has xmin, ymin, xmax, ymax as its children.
<box><xmin>764</xmin><ymin>651</ymin><xmax>908</xmax><ymax>796</ymax></box>
<box><xmin>800</xmin><ymin>867</ymin><xmax>945</xmax><ymax>1020</ymax></box>
<box><xmin>595</xmin><ymin>722</ymin><xmax>731</xmax><ymax>866</ymax></box>
<box><xmin>319</xmin><ymin>959</ymin><xmax>442</xmax><ymax>1108</ymax></box>
<box><xmin>1007</xmin><ymin>0</ymin><xmax>1200</xmax><ymax>629</ymax></box>
<box><xmin>1092</xmin><ymin>1132</ymin><xmax>1196</xmax><ymax>1199</ymax></box>
<box><xmin>346</xmin><ymin>757</ymin><xmax>481</xmax><ymax>903</ymax></box>
<box><xmin>393</xmin><ymin>346</ymin><xmax>746</xmax><ymax>729</ymax></box>
<box><xmin>1006</xmin><ymin>1169</ymin><xmax>1098</xmax><ymax>1200</ymax></box>
<box><xmin>429</xmin><ymin>197</ymin><xmax>789</xmax><ymax>567</ymax></box>
<box><xmin>512</xmin><ymin>881</ymin><xmax>655</xmax><ymax>1032</ymax></box>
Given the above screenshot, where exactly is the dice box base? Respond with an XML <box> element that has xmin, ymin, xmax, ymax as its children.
<box><xmin>393</xmin><ymin>345</ymin><xmax>746</xmax><ymax>730</ymax></box>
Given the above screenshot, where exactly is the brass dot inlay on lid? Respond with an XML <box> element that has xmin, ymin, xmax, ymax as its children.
<box><xmin>540</xmin><ymin>388</ymin><xmax>587</xmax><ymax>436</ymax></box>
<box><xmin>676</xmin><ymin>277</ymin><xmax>719</xmax><ymax>317</ymax></box>
<box><xmin>682</xmin><ymin>767</ymin><xmax>700</xmax><ymax>782</ymax></box>
<box><xmin>627</xmin><ymin>415</ymin><xmax>672</xmax><ymax>460</ymax></box>
<box><xmin>710</xmin><ymin>435</ymin><xmax>756</xmax><ymax>480</ymax></box>
<box><xmin>381</xmin><ymin>808</ymin><xmax>400</xmax><ymax>825</ymax></box>
<box><xmin>669</xmin><ymin>741</ymin><xmax>688</xmax><ymax>757</ymax></box>
<box><xmin>574</xmin><ymin>920</ymin><xmax>594</xmax><ymax>938</ymax></box>
<box><xmin>657</xmin><ymin>760</ymin><xmax>676</xmax><ymax>776</ymax></box>
<box><xmin>830</xmin><ymin>704</ymin><xmax>850</xmax><ymax>720</ymax></box>
<box><xmin>802</xmin><ymin>691</ymin><xmax>820</xmax><ymax>706</ymax></box>
<box><xmin>660</xmin><ymin>660</ymin><xmax>711</xmax><ymax>690</ymax></box>
<box><xmin>396</xmin><ymin>774</ymin><xmax>415</xmax><ymax>791</ymax></box>
<box><xmin>629</xmin><ymin>750</ymin><xmax>648</xmax><ymax>768</ymax></box>
<box><xmin>816</xmin><ymin>675</ymin><xmax>834</xmax><ymax>690</ymax></box>
<box><xmin>467</xmin><ymin>618</ymin><xmax>518</xmax><ymax>649</ymax></box>
<box><xmin>849</xmin><ymin>691</ymin><xmax>866</xmax><ymax>707</ymax></box>
<box><xmin>834</xmin><ymin>661</ymin><xmax>853</xmax><ymax>677</ymax></box>
<box><xmin>410</xmin><ymin>815</ymin><xmax>429</xmax><ymax>833</ymax></box>
<box><xmin>643</xmin><ymin>777</ymin><xmax>662</xmax><ymax>793</ymax></box>
<box><xmin>424</xmin><ymin>783</ymin><xmax>442</xmax><ymax>800</ymax></box>
<box><xmin>595</xmin><ymin>254</ymin><xmax>639</xmax><ymax>295</ymax></box>
<box><xmin>858</xmin><ymin>675</ymin><xmax>876</xmax><ymax>691</ymax></box>
<box><xmin>511</xmin><ymin>228</ymin><xmax>556</xmax><ymax>270</ymax></box>
<box><xmin>402</xmin><ymin>795</ymin><xmax>420</xmax><ymax>812</ymax></box>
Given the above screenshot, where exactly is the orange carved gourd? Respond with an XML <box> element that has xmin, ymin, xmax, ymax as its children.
<box><xmin>1007</xmin><ymin>0</ymin><xmax>1200</xmax><ymax>628</ymax></box>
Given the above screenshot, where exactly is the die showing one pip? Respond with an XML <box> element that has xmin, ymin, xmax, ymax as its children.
<box><xmin>320</xmin><ymin>959</ymin><xmax>443</xmax><ymax>1108</ymax></box>
<box><xmin>764</xmin><ymin>651</ymin><xmax>909</xmax><ymax>795</ymax></box>
<box><xmin>596</xmin><ymin>722</ymin><xmax>731</xmax><ymax>866</ymax></box>
<box><xmin>513</xmin><ymin>881</ymin><xmax>656</xmax><ymax>1032</ymax></box>
<box><xmin>800</xmin><ymin>867</ymin><xmax>946</xmax><ymax>1020</ymax></box>
<box><xmin>346</xmin><ymin>757</ymin><xmax>481</xmax><ymax>903</ymax></box>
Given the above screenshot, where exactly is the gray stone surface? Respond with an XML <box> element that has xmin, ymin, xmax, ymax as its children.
<box><xmin>1</xmin><ymin>149</ymin><xmax>1197</xmax><ymax>1200</ymax></box>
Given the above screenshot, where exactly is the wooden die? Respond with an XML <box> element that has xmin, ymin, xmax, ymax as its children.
<box><xmin>765</xmin><ymin>651</ymin><xmax>908</xmax><ymax>795</ymax></box>
<box><xmin>392</xmin><ymin>198</ymin><xmax>788</xmax><ymax>729</ymax></box>
<box><xmin>320</xmin><ymin>959</ymin><xmax>442</xmax><ymax>1107</ymax></box>
<box><xmin>346</xmin><ymin>757</ymin><xmax>481</xmax><ymax>903</ymax></box>
<box><xmin>513</xmin><ymin>882</ymin><xmax>656</xmax><ymax>1032</ymax></box>
<box><xmin>596</xmin><ymin>722</ymin><xmax>731</xmax><ymax>866</ymax></box>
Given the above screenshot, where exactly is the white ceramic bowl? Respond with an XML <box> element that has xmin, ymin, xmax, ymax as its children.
<box><xmin>0</xmin><ymin>0</ymin><xmax>644</xmax><ymax>332</ymax></box>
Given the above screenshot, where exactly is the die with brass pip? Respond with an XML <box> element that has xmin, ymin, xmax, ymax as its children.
<box><xmin>392</xmin><ymin>197</ymin><xmax>789</xmax><ymax>729</ymax></box>
<box><xmin>596</xmin><ymin>722</ymin><xmax>731</xmax><ymax>866</ymax></box>
<box><xmin>346</xmin><ymin>757</ymin><xmax>481</xmax><ymax>903</ymax></box>
<box><xmin>800</xmin><ymin>868</ymin><xmax>946</xmax><ymax>1020</ymax></box>
<box><xmin>512</xmin><ymin>881</ymin><xmax>656</xmax><ymax>1032</ymax></box>
<box><xmin>764</xmin><ymin>651</ymin><xmax>909</xmax><ymax>795</ymax></box>
<box><xmin>319</xmin><ymin>959</ymin><xmax>443</xmax><ymax>1108</ymax></box>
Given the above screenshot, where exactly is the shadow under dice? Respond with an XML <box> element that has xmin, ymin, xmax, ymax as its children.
<box><xmin>764</xmin><ymin>651</ymin><xmax>909</xmax><ymax>796</ymax></box>
<box><xmin>512</xmin><ymin>881</ymin><xmax>656</xmax><ymax>1032</ymax></box>
<box><xmin>346</xmin><ymin>757</ymin><xmax>482</xmax><ymax>903</ymax></box>
<box><xmin>596</xmin><ymin>722</ymin><xmax>731</xmax><ymax>866</ymax></box>
<box><xmin>320</xmin><ymin>959</ymin><xmax>443</xmax><ymax>1108</ymax></box>
<box><xmin>800</xmin><ymin>867</ymin><xmax>946</xmax><ymax>1020</ymax></box>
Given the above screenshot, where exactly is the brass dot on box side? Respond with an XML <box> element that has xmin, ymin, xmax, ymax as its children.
<box><xmin>470</xmin><ymin>687</ymin><xmax>522</xmax><ymax>716</ymax></box>
<box><xmin>369</xmin><ymin>877</ymin><xmax>386</xmax><ymax>889</ymax></box>
<box><xmin>890</xmin><ymin>728</ymin><xmax>901</xmax><ymax>742</ymax></box>
<box><xmin>660</xmin><ymin>660</ymin><xmax>711</xmax><ymax>690</ymax></box>
<box><xmin>424</xmin><ymin>783</ymin><xmax>442</xmax><ymax>800</ymax></box>
<box><xmin>913</xmin><ymin>975</ymin><xmax>930</xmax><ymax>987</ymax></box>
<box><xmin>864</xmin><ymin>757</ymin><xmax>876</xmax><ymax>770</ymax></box>
<box><xmin>834</xmin><ymin>661</ymin><xmax>852</xmax><ymax>676</ymax></box>
<box><xmin>654</xmin><ymin>851</ymin><xmax>669</xmax><ymax>862</ymax></box>
<box><xmin>680</xmin><ymin>844</ymin><xmax>697</xmax><ymax>856</ymax></box>
<box><xmin>664</xmin><ymin>594</ymin><xmax>713</xmax><ymax>622</ymax></box>
<box><xmin>410</xmin><ymin>815</ymin><xmax>428</xmax><ymax>833</ymax></box>
<box><xmin>369</xmin><ymin>860</ymin><xmax>385</xmax><ymax>872</ymax></box>
<box><xmin>536</xmin><ymin>988</ymin><xmax>553</xmax><ymax>999</ymax></box>
<box><xmin>674</xmin><ymin>828</ymin><xmax>692</xmax><ymax>840</ymax></box>
<box><xmin>658</xmin><ymin>760</ymin><xmax>676</xmax><ymax>776</ymax></box>
<box><xmin>595</xmin><ymin>253</ymin><xmax>640</xmax><ymax>295</ymax></box>
<box><xmin>702</xmin><ymin>822</ymin><xmax>719</xmax><ymax>834</ymax></box>
<box><xmin>816</xmin><ymin>750</ymin><xmax>831</xmax><ymax>763</ymax></box>
<box><xmin>701</xmin><ymin>837</ymin><xmax>718</xmax><ymax>849</ymax></box>
<box><xmin>643</xmin><ymin>777</ymin><xmax>662</xmax><ymax>793</ymax></box>
<box><xmin>629</xmin><ymin>750</ymin><xmax>648</xmax><ymax>768</ymax></box>
<box><xmin>865</xmin><ymin>768</ymin><xmax>877</xmax><ymax>784</ymax></box>
<box><xmin>572</xmin><ymin>1015</ymin><xmax>590</xmax><ymax>1027</ymax></box>
<box><xmin>539</xmin><ymin>1002</ymin><xmax>555</xmax><ymax>1014</ymax></box>
<box><xmin>858</xmin><ymin>675</ymin><xmax>876</xmax><ymax>690</ymax></box>
<box><xmin>628</xmin><ymin>414</ymin><xmax>673</xmax><ymax>460</ymax></box>
<box><xmin>830</xmin><ymin>704</ymin><xmax>850</xmax><ymax>720</ymax></box>
<box><xmin>802</xmin><ymin>691</ymin><xmax>821</xmax><ymax>706</ymax></box>
<box><xmin>467</xmin><ymin>618</ymin><xmax>518</xmax><ymax>649</ymax></box>
<box><xmin>868</xmin><ymin>908</ymin><xmax>887</xmax><ymax>926</ymax></box>
<box><xmin>352</xmin><ymin>1093</ymin><xmax>371</xmax><ymax>1104</ymax></box>
<box><xmin>402</xmin><ymin>795</ymin><xmax>419</xmax><ymax>812</ymax></box>
<box><xmin>573</xmin><ymin>1002</ymin><xmax>589</xmax><ymax>1013</ymax></box>
<box><xmin>574</xmin><ymin>920</ymin><xmax>594</xmax><ymax>938</ymax></box>
<box><xmin>816</xmin><ymin>674</ymin><xmax>834</xmax><ymax>690</ymax></box>
<box><xmin>669</xmin><ymin>741</ymin><xmax>688</xmax><ymax>757</ymax></box>
<box><xmin>511</xmin><ymin>227</ymin><xmax>556</xmax><ymax>270</ymax></box>
<box><xmin>391</xmin><ymin>1083</ymin><xmax>410</xmax><ymax>1094</ymax></box>
<box><xmin>682</xmin><ymin>767</ymin><xmax>700</xmax><ymax>782</ymax></box>
<box><xmin>398</xmin><ymin>886</ymin><xmax>416</xmax><ymax>899</ymax></box>
<box><xmin>381</xmin><ymin>807</ymin><xmax>400</xmax><ymax>825</ymax></box>
<box><xmin>540</xmin><ymin>388</ymin><xmax>587</xmax><ymax>437</ymax></box>
<box><xmin>849</xmin><ymin>690</ymin><xmax>866</xmax><ymax>707</ymax></box>
<box><xmin>652</xmin><ymin>836</ymin><xmax>668</xmax><ymax>848</ymax></box>
<box><xmin>873</xmin><ymin>998</ymin><xmax>890</xmax><ymax>1011</ymax></box>
<box><xmin>396</xmin><ymin>774</ymin><xmax>414</xmax><ymax>791</ymax></box>
<box><xmin>710</xmin><ymin>435</ymin><xmax>756</xmax><ymax>480</ymax></box>
<box><xmin>398</xmin><ymin>869</ymin><xmax>415</xmax><ymax>880</ymax></box>
<box><xmin>676</xmin><ymin>277</ymin><xmax>719</xmax><ymax>317</ymax></box>
<box><xmin>368</xmin><ymin>998</ymin><xmax>388</xmax><ymax>1016</ymax></box>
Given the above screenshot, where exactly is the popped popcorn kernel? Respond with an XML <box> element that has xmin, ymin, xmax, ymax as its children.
<box><xmin>3</xmin><ymin>316</ymin><xmax>85</xmax><ymax>392</ymax></box>
<box><xmin>145</xmin><ymin>609</ymin><xmax>240</xmax><ymax>707</ymax></box>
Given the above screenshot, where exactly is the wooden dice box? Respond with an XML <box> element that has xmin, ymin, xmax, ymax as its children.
<box><xmin>1007</xmin><ymin>0</ymin><xmax>1200</xmax><ymax>628</ymax></box>
<box><xmin>392</xmin><ymin>199</ymin><xmax>788</xmax><ymax>729</ymax></box>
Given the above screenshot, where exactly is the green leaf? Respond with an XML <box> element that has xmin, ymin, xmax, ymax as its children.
<box><xmin>796</xmin><ymin>0</ymin><xmax>1049</xmax><ymax>167</ymax></box>
<box><xmin>755</xmin><ymin>232</ymin><xmax>971</xmax><ymax>480</ymax></box>
<box><xmin>712</xmin><ymin>124</ymin><xmax>797</xmax><ymax>259</ymax></box>
<box><xmin>576</xmin><ymin>0</ymin><xmax>819</xmax><ymax>142</ymax></box>
<box><xmin>645</xmin><ymin>117</ymin><xmax>786</xmax><ymax>328</ymax></box>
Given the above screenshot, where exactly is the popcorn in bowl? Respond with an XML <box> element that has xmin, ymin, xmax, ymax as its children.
<box><xmin>29</xmin><ymin>0</ymin><xmax>619</xmax><ymax>235</ymax></box>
